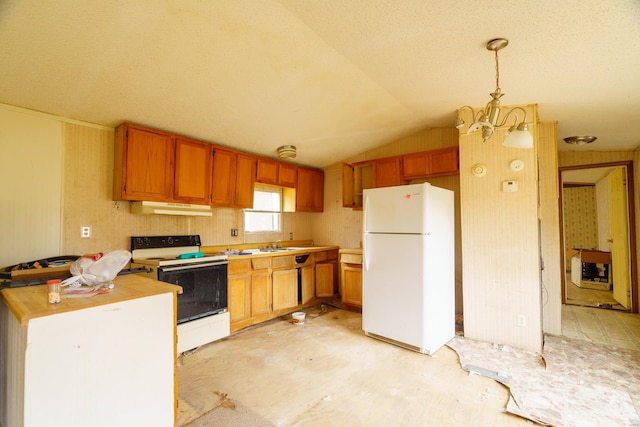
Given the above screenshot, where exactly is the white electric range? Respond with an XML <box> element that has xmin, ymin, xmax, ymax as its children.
<box><xmin>130</xmin><ymin>235</ymin><xmax>229</xmax><ymax>354</ymax></box>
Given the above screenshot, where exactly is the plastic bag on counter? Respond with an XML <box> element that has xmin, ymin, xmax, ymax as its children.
<box><xmin>67</xmin><ymin>250</ymin><xmax>131</xmax><ymax>287</ymax></box>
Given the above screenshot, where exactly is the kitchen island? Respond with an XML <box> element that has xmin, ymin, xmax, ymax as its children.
<box><xmin>0</xmin><ymin>274</ymin><xmax>182</xmax><ymax>427</ymax></box>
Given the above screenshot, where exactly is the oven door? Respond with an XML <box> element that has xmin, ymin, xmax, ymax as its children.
<box><xmin>157</xmin><ymin>261</ymin><xmax>228</xmax><ymax>324</ymax></box>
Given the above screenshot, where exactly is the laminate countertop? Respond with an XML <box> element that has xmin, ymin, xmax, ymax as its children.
<box><xmin>202</xmin><ymin>245</ymin><xmax>339</xmax><ymax>259</ymax></box>
<box><xmin>339</xmin><ymin>248</ymin><xmax>362</xmax><ymax>255</ymax></box>
<box><xmin>0</xmin><ymin>274</ymin><xmax>182</xmax><ymax>326</ymax></box>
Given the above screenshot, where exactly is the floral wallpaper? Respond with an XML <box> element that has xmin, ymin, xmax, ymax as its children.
<box><xmin>563</xmin><ymin>186</ymin><xmax>599</xmax><ymax>251</ymax></box>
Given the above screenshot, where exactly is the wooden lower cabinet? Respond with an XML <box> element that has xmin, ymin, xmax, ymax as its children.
<box><xmin>272</xmin><ymin>269</ymin><xmax>298</xmax><ymax>310</ymax></box>
<box><xmin>340</xmin><ymin>252</ymin><xmax>363</xmax><ymax>308</ymax></box>
<box><xmin>300</xmin><ymin>265</ymin><xmax>315</xmax><ymax>304</ymax></box>
<box><xmin>315</xmin><ymin>262</ymin><xmax>334</xmax><ymax>297</ymax></box>
<box><xmin>251</xmin><ymin>270</ymin><xmax>271</xmax><ymax>317</ymax></box>
<box><xmin>229</xmin><ymin>249</ymin><xmax>339</xmax><ymax>332</ymax></box>
<box><xmin>228</xmin><ymin>271</ymin><xmax>251</xmax><ymax>323</ymax></box>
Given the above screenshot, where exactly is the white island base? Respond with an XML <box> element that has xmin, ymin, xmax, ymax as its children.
<box><xmin>0</xmin><ymin>275</ymin><xmax>180</xmax><ymax>427</ymax></box>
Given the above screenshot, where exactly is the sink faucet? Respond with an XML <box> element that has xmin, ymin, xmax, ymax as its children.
<box><xmin>271</xmin><ymin>240</ymin><xmax>282</xmax><ymax>249</ymax></box>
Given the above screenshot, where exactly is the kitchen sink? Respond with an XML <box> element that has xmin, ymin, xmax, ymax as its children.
<box><xmin>241</xmin><ymin>247</ymin><xmax>312</xmax><ymax>254</ymax></box>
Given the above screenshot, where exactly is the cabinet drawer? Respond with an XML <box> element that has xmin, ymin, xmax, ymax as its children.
<box><xmin>272</xmin><ymin>255</ymin><xmax>294</xmax><ymax>270</ymax></box>
<box><xmin>228</xmin><ymin>259</ymin><xmax>251</xmax><ymax>275</ymax></box>
<box><xmin>340</xmin><ymin>253</ymin><xmax>362</xmax><ymax>264</ymax></box>
<box><xmin>251</xmin><ymin>257</ymin><xmax>271</xmax><ymax>271</ymax></box>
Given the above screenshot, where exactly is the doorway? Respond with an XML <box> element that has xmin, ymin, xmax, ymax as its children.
<box><xmin>559</xmin><ymin>161</ymin><xmax>637</xmax><ymax>312</ymax></box>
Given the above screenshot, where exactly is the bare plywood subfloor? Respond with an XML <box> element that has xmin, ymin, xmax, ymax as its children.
<box><xmin>177</xmin><ymin>305</ymin><xmax>530</xmax><ymax>426</ymax></box>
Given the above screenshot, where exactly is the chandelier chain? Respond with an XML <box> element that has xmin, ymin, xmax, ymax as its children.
<box><xmin>495</xmin><ymin>49</ymin><xmax>500</xmax><ymax>91</ymax></box>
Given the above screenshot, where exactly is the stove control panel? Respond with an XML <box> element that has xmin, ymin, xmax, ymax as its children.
<box><xmin>131</xmin><ymin>235</ymin><xmax>201</xmax><ymax>250</ymax></box>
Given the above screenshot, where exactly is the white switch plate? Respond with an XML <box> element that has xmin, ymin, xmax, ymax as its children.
<box><xmin>503</xmin><ymin>180</ymin><xmax>518</xmax><ymax>192</ymax></box>
<box><xmin>81</xmin><ymin>226</ymin><xmax>91</xmax><ymax>238</ymax></box>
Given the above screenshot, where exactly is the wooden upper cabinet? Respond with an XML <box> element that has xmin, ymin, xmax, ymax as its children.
<box><xmin>296</xmin><ymin>167</ymin><xmax>324</xmax><ymax>212</ymax></box>
<box><xmin>311</xmin><ymin>168</ymin><xmax>324</xmax><ymax>211</ymax></box>
<box><xmin>235</xmin><ymin>152</ymin><xmax>257</xmax><ymax>208</ymax></box>
<box><xmin>174</xmin><ymin>137</ymin><xmax>212</xmax><ymax>204</ymax></box>
<box><xmin>113</xmin><ymin>123</ymin><xmax>175</xmax><ymax>201</ymax></box>
<box><xmin>256</xmin><ymin>158</ymin><xmax>297</xmax><ymax>187</ymax></box>
<box><xmin>429</xmin><ymin>146</ymin><xmax>459</xmax><ymax>176</ymax></box>
<box><xmin>373</xmin><ymin>156</ymin><xmax>402</xmax><ymax>188</ymax></box>
<box><xmin>211</xmin><ymin>147</ymin><xmax>237</xmax><ymax>206</ymax></box>
<box><xmin>402</xmin><ymin>151</ymin><xmax>430</xmax><ymax>179</ymax></box>
<box><xmin>211</xmin><ymin>148</ymin><xmax>257</xmax><ymax>208</ymax></box>
<box><xmin>341</xmin><ymin>163</ymin><xmax>355</xmax><ymax>208</ymax></box>
<box><xmin>401</xmin><ymin>146</ymin><xmax>459</xmax><ymax>180</ymax></box>
<box><xmin>278</xmin><ymin>163</ymin><xmax>297</xmax><ymax>188</ymax></box>
<box><xmin>256</xmin><ymin>158</ymin><xmax>278</xmax><ymax>185</ymax></box>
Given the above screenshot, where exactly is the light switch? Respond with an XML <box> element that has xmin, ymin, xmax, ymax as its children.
<box><xmin>503</xmin><ymin>180</ymin><xmax>518</xmax><ymax>192</ymax></box>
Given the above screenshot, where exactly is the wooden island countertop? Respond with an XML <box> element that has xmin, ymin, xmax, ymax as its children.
<box><xmin>0</xmin><ymin>274</ymin><xmax>182</xmax><ymax>326</ymax></box>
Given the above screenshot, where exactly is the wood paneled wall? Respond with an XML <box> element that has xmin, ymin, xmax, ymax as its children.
<box><xmin>0</xmin><ymin>105</ymin><xmax>63</xmax><ymax>268</ymax></box>
<box><xmin>458</xmin><ymin>104</ymin><xmax>543</xmax><ymax>352</ymax></box>
<box><xmin>538</xmin><ymin>121</ymin><xmax>562</xmax><ymax>336</ymax></box>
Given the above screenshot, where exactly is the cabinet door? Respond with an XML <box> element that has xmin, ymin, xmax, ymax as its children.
<box><xmin>228</xmin><ymin>274</ymin><xmax>251</xmax><ymax>322</ymax></box>
<box><xmin>430</xmin><ymin>146</ymin><xmax>459</xmax><ymax>176</ymax></box>
<box><xmin>315</xmin><ymin>262</ymin><xmax>334</xmax><ymax>297</ymax></box>
<box><xmin>296</xmin><ymin>167</ymin><xmax>324</xmax><ymax>212</ymax></box>
<box><xmin>278</xmin><ymin>163</ymin><xmax>297</xmax><ymax>188</ymax></box>
<box><xmin>174</xmin><ymin>137</ymin><xmax>212</xmax><ymax>204</ymax></box>
<box><xmin>251</xmin><ymin>270</ymin><xmax>271</xmax><ymax>316</ymax></box>
<box><xmin>373</xmin><ymin>156</ymin><xmax>402</xmax><ymax>188</ymax></box>
<box><xmin>300</xmin><ymin>265</ymin><xmax>314</xmax><ymax>304</ymax></box>
<box><xmin>211</xmin><ymin>148</ymin><xmax>237</xmax><ymax>206</ymax></box>
<box><xmin>342</xmin><ymin>163</ymin><xmax>355</xmax><ymax>207</ymax></box>
<box><xmin>235</xmin><ymin>153</ymin><xmax>257</xmax><ymax>208</ymax></box>
<box><xmin>272</xmin><ymin>269</ymin><xmax>298</xmax><ymax>310</ymax></box>
<box><xmin>256</xmin><ymin>158</ymin><xmax>278</xmax><ymax>185</ymax></box>
<box><xmin>341</xmin><ymin>264</ymin><xmax>362</xmax><ymax>308</ymax></box>
<box><xmin>115</xmin><ymin>124</ymin><xmax>174</xmax><ymax>201</ymax></box>
<box><xmin>402</xmin><ymin>151</ymin><xmax>430</xmax><ymax>180</ymax></box>
<box><xmin>311</xmin><ymin>169</ymin><xmax>324</xmax><ymax>211</ymax></box>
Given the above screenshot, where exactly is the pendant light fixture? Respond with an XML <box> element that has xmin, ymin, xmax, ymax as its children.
<box><xmin>455</xmin><ymin>38</ymin><xmax>533</xmax><ymax>149</ymax></box>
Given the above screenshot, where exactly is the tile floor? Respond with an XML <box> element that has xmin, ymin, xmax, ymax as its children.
<box><xmin>561</xmin><ymin>303</ymin><xmax>640</xmax><ymax>350</ymax></box>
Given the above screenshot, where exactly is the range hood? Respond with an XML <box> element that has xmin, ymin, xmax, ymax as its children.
<box><xmin>130</xmin><ymin>201</ymin><xmax>212</xmax><ymax>217</ymax></box>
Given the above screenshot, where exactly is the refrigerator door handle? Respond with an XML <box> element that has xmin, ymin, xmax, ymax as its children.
<box><xmin>363</xmin><ymin>194</ymin><xmax>369</xmax><ymax>231</ymax></box>
<box><xmin>363</xmin><ymin>234</ymin><xmax>369</xmax><ymax>271</ymax></box>
<box><xmin>363</xmin><ymin>193</ymin><xmax>369</xmax><ymax>271</ymax></box>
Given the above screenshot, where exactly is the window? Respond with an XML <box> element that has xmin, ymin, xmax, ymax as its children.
<box><xmin>244</xmin><ymin>186</ymin><xmax>282</xmax><ymax>233</ymax></box>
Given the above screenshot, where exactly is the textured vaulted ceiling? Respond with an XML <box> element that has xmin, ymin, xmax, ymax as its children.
<box><xmin>1</xmin><ymin>0</ymin><xmax>639</xmax><ymax>168</ymax></box>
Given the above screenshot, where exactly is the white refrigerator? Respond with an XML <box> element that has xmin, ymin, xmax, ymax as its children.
<box><xmin>362</xmin><ymin>182</ymin><xmax>454</xmax><ymax>355</ymax></box>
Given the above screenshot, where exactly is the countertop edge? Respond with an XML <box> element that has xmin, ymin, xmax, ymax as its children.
<box><xmin>219</xmin><ymin>245</ymin><xmax>340</xmax><ymax>259</ymax></box>
<box><xmin>1</xmin><ymin>275</ymin><xmax>182</xmax><ymax>326</ymax></box>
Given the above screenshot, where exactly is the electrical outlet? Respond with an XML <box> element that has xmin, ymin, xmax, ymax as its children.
<box><xmin>517</xmin><ymin>314</ymin><xmax>526</xmax><ymax>327</ymax></box>
<box><xmin>81</xmin><ymin>226</ymin><xmax>92</xmax><ymax>238</ymax></box>
<box><xmin>231</xmin><ymin>228</ymin><xmax>238</xmax><ymax>237</ymax></box>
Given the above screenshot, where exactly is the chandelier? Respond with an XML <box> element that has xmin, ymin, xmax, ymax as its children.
<box><xmin>455</xmin><ymin>38</ymin><xmax>533</xmax><ymax>149</ymax></box>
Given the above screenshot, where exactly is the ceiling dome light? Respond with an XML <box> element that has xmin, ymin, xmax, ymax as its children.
<box><xmin>277</xmin><ymin>145</ymin><xmax>297</xmax><ymax>159</ymax></box>
<box><xmin>563</xmin><ymin>136</ymin><xmax>597</xmax><ymax>145</ymax></box>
